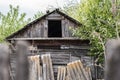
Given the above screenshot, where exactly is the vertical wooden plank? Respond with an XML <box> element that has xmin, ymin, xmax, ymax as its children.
<box><xmin>74</xmin><ymin>61</ymin><xmax>83</xmax><ymax>80</ymax></box>
<box><xmin>44</xmin><ymin>20</ymin><xmax>48</xmax><ymax>37</ymax></box>
<box><xmin>65</xmin><ymin>19</ymin><xmax>69</xmax><ymax>37</ymax></box>
<box><xmin>38</xmin><ymin>22</ymin><xmax>42</xmax><ymax>37</ymax></box>
<box><xmin>57</xmin><ymin>67</ymin><xmax>61</xmax><ymax>80</ymax></box>
<box><xmin>15</xmin><ymin>41</ymin><xmax>29</xmax><ymax>80</ymax></box>
<box><xmin>28</xmin><ymin>56</ymin><xmax>36</xmax><ymax>80</ymax></box>
<box><xmin>30</xmin><ymin>25</ymin><xmax>33</xmax><ymax>38</ymax></box>
<box><xmin>77</xmin><ymin>60</ymin><xmax>88</xmax><ymax>80</ymax></box>
<box><xmin>48</xmin><ymin>54</ymin><xmax>55</xmax><ymax>80</ymax></box>
<box><xmin>59</xmin><ymin>67</ymin><xmax>63</xmax><ymax>80</ymax></box>
<box><xmin>46</xmin><ymin>55</ymin><xmax>50</xmax><ymax>80</ymax></box>
<box><xmin>63</xmin><ymin>67</ymin><xmax>66</xmax><ymax>80</ymax></box>
<box><xmin>42</xmin><ymin>54</ymin><xmax>55</xmax><ymax>80</ymax></box>
<box><xmin>42</xmin><ymin>55</ymin><xmax>47</xmax><ymax>80</ymax></box>
<box><xmin>40</xmin><ymin>64</ymin><xmax>43</xmax><ymax>80</ymax></box>
<box><xmin>36</xmin><ymin>55</ymin><xmax>42</xmax><ymax>80</ymax></box>
<box><xmin>59</xmin><ymin>67</ymin><xmax>62</xmax><ymax>80</ymax></box>
<box><xmin>71</xmin><ymin>62</ymin><xmax>81</xmax><ymax>80</ymax></box>
<box><xmin>67</xmin><ymin>63</ymin><xmax>76</xmax><ymax>80</ymax></box>
<box><xmin>105</xmin><ymin>39</ymin><xmax>120</xmax><ymax>80</ymax></box>
<box><xmin>31</xmin><ymin>24</ymin><xmax>35</xmax><ymax>37</ymax></box>
<box><xmin>62</xmin><ymin>20</ymin><xmax>65</xmax><ymax>37</ymax></box>
<box><xmin>67</xmin><ymin>64</ymin><xmax>71</xmax><ymax>80</ymax></box>
<box><xmin>0</xmin><ymin>44</ymin><xmax>10</xmax><ymax>80</ymax></box>
<box><xmin>43</xmin><ymin>64</ymin><xmax>47</xmax><ymax>80</ymax></box>
<box><xmin>67</xmin><ymin>60</ymin><xmax>91</xmax><ymax>80</ymax></box>
<box><xmin>57</xmin><ymin>66</ymin><xmax>66</xmax><ymax>80</ymax></box>
<box><xmin>41</xmin><ymin>21</ymin><xmax>44</xmax><ymax>37</ymax></box>
<box><xmin>28</xmin><ymin>55</ymin><xmax>42</xmax><ymax>80</ymax></box>
<box><xmin>64</xmin><ymin>20</ymin><xmax>67</xmax><ymax>37</ymax></box>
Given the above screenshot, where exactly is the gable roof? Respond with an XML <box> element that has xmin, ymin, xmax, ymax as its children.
<box><xmin>6</xmin><ymin>9</ymin><xmax>82</xmax><ymax>40</ymax></box>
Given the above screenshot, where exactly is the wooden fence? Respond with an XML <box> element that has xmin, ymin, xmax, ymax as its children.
<box><xmin>28</xmin><ymin>54</ymin><xmax>92</xmax><ymax>80</ymax></box>
<box><xmin>0</xmin><ymin>41</ymin><xmax>92</xmax><ymax>80</ymax></box>
<box><xmin>1</xmin><ymin>39</ymin><xmax>120</xmax><ymax>80</ymax></box>
<box><xmin>0</xmin><ymin>41</ymin><xmax>29</xmax><ymax>80</ymax></box>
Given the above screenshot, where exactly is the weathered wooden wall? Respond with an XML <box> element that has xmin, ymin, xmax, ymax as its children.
<box><xmin>9</xmin><ymin>42</ymin><xmax>96</xmax><ymax>80</ymax></box>
<box><xmin>12</xmin><ymin>12</ymin><xmax>77</xmax><ymax>38</ymax></box>
<box><xmin>7</xmin><ymin>10</ymin><xmax>95</xmax><ymax>80</ymax></box>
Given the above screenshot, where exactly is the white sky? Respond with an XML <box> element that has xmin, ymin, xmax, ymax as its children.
<box><xmin>0</xmin><ymin>0</ymin><xmax>80</xmax><ymax>18</ymax></box>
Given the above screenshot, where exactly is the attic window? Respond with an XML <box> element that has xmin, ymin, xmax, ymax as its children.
<box><xmin>48</xmin><ymin>20</ymin><xmax>62</xmax><ymax>37</ymax></box>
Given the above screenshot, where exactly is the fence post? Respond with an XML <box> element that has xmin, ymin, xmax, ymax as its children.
<box><xmin>0</xmin><ymin>44</ymin><xmax>10</xmax><ymax>80</ymax></box>
<box><xmin>15</xmin><ymin>41</ymin><xmax>29</xmax><ymax>80</ymax></box>
<box><xmin>105</xmin><ymin>39</ymin><xmax>120</xmax><ymax>80</ymax></box>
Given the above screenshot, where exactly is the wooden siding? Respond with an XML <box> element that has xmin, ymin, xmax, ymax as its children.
<box><xmin>7</xmin><ymin>10</ymin><xmax>94</xmax><ymax>80</ymax></box>
<box><xmin>10</xmin><ymin>46</ymin><xmax>93</xmax><ymax>80</ymax></box>
<box><xmin>10</xmin><ymin>12</ymin><xmax>78</xmax><ymax>39</ymax></box>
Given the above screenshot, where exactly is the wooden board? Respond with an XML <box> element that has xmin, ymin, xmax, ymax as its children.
<box><xmin>28</xmin><ymin>55</ymin><xmax>42</xmax><ymax>80</ymax></box>
<box><xmin>57</xmin><ymin>66</ymin><xmax>66</xmax><ymax>80</ymax></box>
<box><xmin>67</xmin><ymin>60</ymin><xmax>92</xmax><ymax>80</ymax></box>
<box><xmin>41</xmin><ymin>54</ymin><xmax>55</xmax><ymax>80</ymax></box>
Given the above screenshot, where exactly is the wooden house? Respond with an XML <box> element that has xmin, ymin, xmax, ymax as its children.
<box><xmin>6</xmin><ymin>9</ymin><xmax>97</xmax><ymax>79</ymax></box>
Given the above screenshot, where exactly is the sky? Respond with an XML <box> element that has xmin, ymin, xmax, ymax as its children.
<box><xmin>0</xmin><ymin>0</ymin><xmax>80</xmax><ymax>18</ymax></box>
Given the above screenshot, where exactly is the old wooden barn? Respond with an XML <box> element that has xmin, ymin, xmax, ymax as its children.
<box><xmin>6</xmin><ymin>9</ymin><xmax>98</xmax><ymax>79</ymax></box>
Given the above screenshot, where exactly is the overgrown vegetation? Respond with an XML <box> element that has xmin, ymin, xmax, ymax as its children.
<box><xmin>65</xmin><ymin>0</ymin><xmax>120</xmax><ymax>65</ymax></box>
<box><xmin>0</xmin><ymin>5</ymin><xmax>43</xmax><ymax>42</ymax></box>
<box><xmin>0</xmin><ymin>5</ymin><xmax>30</xmax><ymax>42</ymax></box>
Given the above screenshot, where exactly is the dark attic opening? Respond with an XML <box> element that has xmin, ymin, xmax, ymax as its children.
<box><xmin>48</xmin><ymin>20</ymin><xmax>62</xmax><ymax>37</ymax></box>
